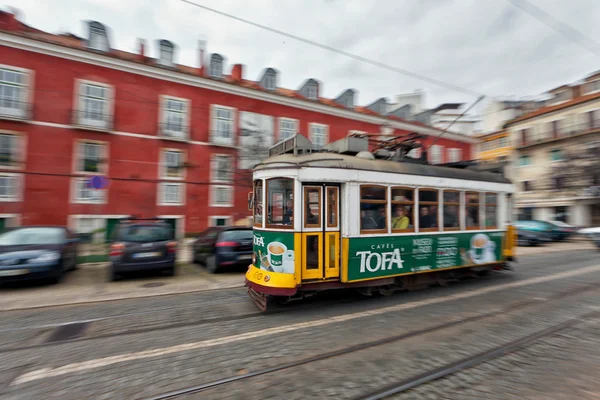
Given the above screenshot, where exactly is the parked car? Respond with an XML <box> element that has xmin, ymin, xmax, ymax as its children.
<box><xmin>108</xmin><ymin>218</ymin><xmax>177</xmax><ymax>281</ymax></box>
<box><xmin>547</xmin><ymin>220</ymin><xmax>577</xmax><ymax>241</ymax></box>
<box><xmin>0</xmin><ymin>226</ymin><xmax>78</xmax><ymax>284</ymax></box>
<box><xmin>192</xmin><ymin>227</ymin><xmax>253</xmax><ymax>273</ymax></box>
<box><xmin>578</xmin><ymin>227</ymin><xmax>600</xmax><ymax>249</ymax></box>
<box><xmin>516</xmin><ymin>228</ymin><xmax>546</xmax><ymax>247</ymax></box>
<box><xmin>515</xmin><ymin>221</ymin><xmax>554</xmax><ymax>242</ymax></box>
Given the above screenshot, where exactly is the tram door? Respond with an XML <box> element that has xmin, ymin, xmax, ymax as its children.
<box><xmin>301</xmin><ymin>184</ymin><xmax>340</xmax><ymax>281</ymax></box>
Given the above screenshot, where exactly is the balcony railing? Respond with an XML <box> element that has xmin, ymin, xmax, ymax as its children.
<box><xmin>0</xmin><ymin>100</ymin><xmax>32</xmax><ymax>121</ymax></box>
<box><xmin>158</xmin><ymin>123</ymin><xmax>189</xmax><ymax>141</ymax></box>
<box><xmin>518</xmin><ymin>119</ymin><xmax>600</xmax><ymax>148</ymax></box>
<box><xmin>71</xmin><ymin>110</ymin><xmax>113</xmax><ymax>131</ymax></box>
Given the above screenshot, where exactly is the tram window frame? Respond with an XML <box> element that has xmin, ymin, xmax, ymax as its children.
<box><xmin>417</xmin><ymin>188</ymin><xmax>439</xmax><ymax>232</ymax></box>
<box><xmin>253</xmin><ymin>179</ymin><xmax>264</xmax><ymax>228</ymax></box>
<box><xmin>326</xmin><ymin>187</ymin><xmax>339</xmax><ymax>229</ymax></box>
<box><xmin>265</xmin><ymin>178</ymin><xmax>295</xmax><ymax>230</ymax></box>
<box><xmin>442</xmin><ymin>190</ymin><xmax>461</xmax><ymax>231</ymax></box>
<box><xmin>465</xmin><ymin>191</ymin><xmax>481</xmax><ymax>230</ymax></box>
<box><xmin>304</xmin><ymin>186</ymin><xmax>322</xmax><ymax>229</ymax></box>
<box><xmin>485</xmin><ymin>192</ymin><xmax>498</xmax><ymax>229</ymax></box>
<box><xmin>359</xmin><ymin>185</ymin><xmax>388</xmax><ymax>234</ymax></box>
<box><xmin>390</xmin><ymin>187</ymin><xmax>415</xmax><ymax>233</ymax></box>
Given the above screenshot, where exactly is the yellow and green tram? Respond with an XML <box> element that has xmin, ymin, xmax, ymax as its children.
<box><xmin>245</xmin><ymin>134</ymin><xmax>516</xmax><ymax>310</ymax></box>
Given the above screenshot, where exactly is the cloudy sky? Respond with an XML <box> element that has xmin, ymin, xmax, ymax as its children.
<box><xmin>7</xmin><ymin>0</ymin><xmax>600</xmax><ymax>116</ymax></box>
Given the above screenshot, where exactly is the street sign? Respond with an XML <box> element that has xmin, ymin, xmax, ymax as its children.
<box><xmin>87</xmin><ymin>175</ymin><xmax>108</xmax><ymax>190</ymax></box>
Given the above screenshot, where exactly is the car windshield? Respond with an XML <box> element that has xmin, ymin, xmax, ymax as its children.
<box><xmin>0</xmin><ymin>228</ymin><xmax>65</xmax><ymax>246</ymax></box>
<box><xmin>220</xmin><ymin>230</ymin><xmax>253</xmax><ymax>241</ymax></box>
<box><xmin>550</xmin><ymin>221</ymin><xmax>570</xmax><ymax>227</ymax></box>
<box><xmin>120</xmin><ymin>225</ymin><xmax>172</xmax><ymax>242</ymax></box>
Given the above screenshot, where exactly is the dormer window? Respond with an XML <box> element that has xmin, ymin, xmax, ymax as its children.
<box><xmin>335</xmin><ymin>89</ymin><xmax>355</xmax><ymax>108</ymax></box>
<box><xmin>209</xmin><ymin>54</ymin><xmax>223</xmax><ymax>78</ymax></box>
<box><xmin>585</xmin><ymin>79</ymin><xmax>600</xmax><ymax>95</ymax></box>
<box><xmin>307</xmin><ymin>84</ymin><xmax>318</xmax><ymax>100</ymax></box>
<box><xmin>87</xmin><ymin>21</ymin><xmax>109</xmax><ymax>52</ymax></box>
<box><xmin>264</xmin><ymin>73</ymin><xmax>276</xmax><ymax>91</ymax></box>
<box><xmin>553</xmin><ymin>90</ymin><xmax>571</xmax><ymax>103</ymax></box>
<box><xmin>158</xmin><ymin>40</ymin><xmax>174</xmax><ymax>67</ymax></box>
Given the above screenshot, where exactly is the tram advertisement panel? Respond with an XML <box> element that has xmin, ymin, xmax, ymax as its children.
<box><xmin>253</xmin><ymin>230</ymin><xmax>295</xmax><ymax>274</ymax></box>
<box><xmin>346</xmin><ymin>231</ymin><xmax>504</xmax><ymax>282</ymax></box>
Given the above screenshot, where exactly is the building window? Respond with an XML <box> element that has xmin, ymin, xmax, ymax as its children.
<box><xmin>448</xmin><ymin>148</ymin><xmax>462</xmax><ymax>163</ymax></box>
<box><xmin>73</xmin><ymin>177</ymin><xmax>106</xmax><ymax>203</ymax></box>
<box><xmin>0</xmin><ymin>133</ymin><xmax>21</xmax><ymax>167</ymax></box>
<box><xmin>88</xmin><ymin>22</ymin><xmax>109</xmax><ymax>52</ymax></box>
<box><xmin>211</xmin><ymin>154</ymin><xmax>233</xmax><ymax>183</ymax></box>
<box><xmin>0</xmin><ymin>67</ymin><xmax>29</xmax><ymax>119</ymax></box>
<box><xmin>264</xmin><ymin>73</ymin><xmax>276</xmax><ymax>91</ymax></box>
<box><xmin>309</xmin><ymin>123</ymin><xmax>328</xmax><ymax>150</ymax></box>
<box><xmin>209</xmin><ymin>54</ymin><xmax>223</xmax><ymax>78</ymax></box>
<box><xmin>209</xmin><ymin>216</ymin><xmax>232</xmax><ymax>227</ymax></box>
<box><xmin>211</xmin><ymin>185</ymin><xmax>234</xmax><ymax>207</ymax></box>
<box><xmin>159</xmin><ymin>182</ymin><xmax>183</xmax><ymax>205</ymax></box>
<box><xmin>266</xmin><ymin>178</ymin><xmax>294</xmax><ymax>228</ymax></box>
<box><xmin>485</xmin><ymin>193</ymin><xmax>497</xmax><ymax>229</ymax></box>
<box><xmin>554</xmin><ymin>206</ymin><xmax>568</xmax><ymax>222</ymax></box>
<box><xmin>211</xmin><ymin>106</ymin><xmax>234</xmax><ymax>146</ymax></box>
<box><xmin>553</xmin><ymin>90</ymin><xmax>571</xmax><ymax>103</ymax></box>
<box><xmin>158</xmin><ymin>40</ymin><xmax>174</xmax><ymax>67</ymax></box>
<box><xmin>465</xmin><ymin>192</ymin><xmax>480</xmax><ymax>229</ymax></box>
<box><xmin>161</xmin><ymin>97</ymin><xmax>188</xmax><ymax>139</ymax></box>
<box><xmin>161</xmin><ymin>150</ymin><xmax>184</xmax><ymax>179</ymax></box>
<box><xmin>518</xmin><ymin>155</ymin><xmax>531</xmax><ymax>167</ymax></box>
<box><xmin>76</xmin><ymin>142</ymin><xmax>106</xmax><ymax>174</ymax></box>
<box><xmin>391</xmin><ymin>187</ymin><xmax>414</xmax><ymax>232</ymax></box>
<box><xmin>523</xmin><ymin>181</ymin><xmax>533</xmax><ymax>191</ymax></box>
<box><xmin>418</xmin><ymin>189</ymin><xmax>439</xmax><ymax>231</ymax></box>
<box><xmin>360</xmin><ymin>185</ymin><xmax>387</xmax><ymax>233</ymax></box>
<box><xmin>549</xmin><ymin>149</ymin><xmax>564</xmax><ymax>162</ymax></box>
<box><xmin>279</xmin><ymin>118</ymin><xmax>298</xmax><ymax>141</ymax></box>
<box><xmin>429</xmin><ymin>145</ymin><xmax>443</xmax><ymax>164</ymax></box>
<box><xmin>76</xmin><ymin>81</ymin><xmax>112</xmax><ymax>130</ymax></box>
<box><xmin>443</xmin><ymin>191</ymin><xmax>460</xmax><ymax>231</ymax></box>
<box><xmin>253</xmin><ymin>180</ymin><xmax>263</xmax><ymax>227</ymax></box>
<box><xmin>587</xmin><ymin>110</ymin><xmax>600</xmax><ymax>129</ymax></box>
<box><xmin>307</xmin><ymin>84</ymin><xmax>318</xmax><ymax>100</ymax></box>
<box><xmin>0</xmin><ymin>174</ymin><xmax>19</xmax><ymax>201</ymax></box>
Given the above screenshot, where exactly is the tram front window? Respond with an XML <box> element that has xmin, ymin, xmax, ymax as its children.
<box><xmin>266</xmin><ymin>178</ymin><xmax>294</xmax><ymax>228</ymax></box>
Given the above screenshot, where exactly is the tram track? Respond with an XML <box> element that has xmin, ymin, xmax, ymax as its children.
<box><xmin>140</xmin><ymin>281</ymin><xmax>600</xmax><ymax>400</ymax></box>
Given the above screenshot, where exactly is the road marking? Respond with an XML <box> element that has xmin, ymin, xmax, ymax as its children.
<box><xmin>12</xmin><ymin>263</ymin><xmax>600</xmax><ymax>386</ymax></box>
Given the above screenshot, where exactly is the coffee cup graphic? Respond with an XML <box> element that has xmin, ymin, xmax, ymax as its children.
<box><xmin>267</xmin><ymin>242</ymin><xmax>287</xmax><ymax>267</ymax></box>
<box><xmin>469</xmin><ymin>233</ymin><xmax>496</xmax><ymax>264</ymax></box>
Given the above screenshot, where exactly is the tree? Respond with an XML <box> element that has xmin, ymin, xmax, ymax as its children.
<box><xmin>547</xmin><ymin>141</ymin><xmax>600</xmax><ymax>195</ymax></box>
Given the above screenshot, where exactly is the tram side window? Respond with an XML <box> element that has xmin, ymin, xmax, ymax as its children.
<box><xmin>418</xmin><ymin>189</ymin><xmax>439</xmax><ymax>231</ymax></box>
<box><xmin>443</xmin><ymin>191</ymin><xmax>460</xmax><ymax>230</ymax></box>
<box><xmin>466</xmin><ymin>192</ymin><xmax>481</xmax><ymax>229</ymax></box>
<box><xmin>360</xmin><ymin>185</ymin><xmax>387</xmax><ymax>232</ymax></box>
<box><xmin>304</xmin><ymin>186</ymin><xmax>322</xmax><ymax>228</ymax></box>
<box><xmin>485</xmin><ymin>193</ymin><xmax>498</xmax><ymax>229</ymax></box>
<box><xmin>391</xmin><ymin>187</ymin><xmax>414</xmax><ymax>232</ymax></box>
<box><xmin>266</xmin><ymin>178</ymin><xmax>294</xmax><ymax>228</ymax></box>
<box><xmin>253</xmin><ymin>180</ymin><xmax>263</xmax><ymax>227</ymax></box>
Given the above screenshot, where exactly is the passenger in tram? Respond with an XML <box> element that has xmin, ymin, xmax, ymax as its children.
<box><xmin>376</xmin><ymin>207</ymin><xmax>387</xmax><ymax>229</ymax></box>
<box><xmin>444</xmin><ymin>205</ymin><xmax>459</xmax><ymax>228</ymax></box>
<box><xmin>392</xmin><ymin>206</ymin><xmax>410</xmax><ymax>229</ymax></box>
<box><xmin>419</xmin><ymin>206</ymin><xmax>436</xmax><ymax>228</ymax></box>
<box><xmin>282</xmin><ymin>200</ymin><xmax>294</xmax><ymax>225</ymax></box>
<box><xmin>361</xmin><ymin>209</ymin><xmax>379</xmax><ymax>230</ymax></box>
<box><xmin>306</xmin><ymin>207</ymin><xmax>319</xmax><ymax>225</ymax></box>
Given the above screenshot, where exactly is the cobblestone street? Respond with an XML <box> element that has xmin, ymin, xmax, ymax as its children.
<box><xmin>0</xmin><ymin>247</ymin><xmax>599</xmax><ymax>399</ymax></box>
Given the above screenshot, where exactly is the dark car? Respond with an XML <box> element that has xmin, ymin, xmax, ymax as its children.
<box><xmin>0</xmin><ymin>226</ymin><xmax>78</xmax><ymax>284</ymax></box>
<box><xmin>515</xmin><ymin>221</ymin><xmax>554</xmax><ymax>242</ymax></box>
<box><xmin>516</xmin><ymin>229</ymin><xmax>545</xmax><ymax>247</ymax></box>
<box><xmin>192</xmin><ymin>227</ymin><xmax>253</xmax><ymax>273</ymax></box>
<box><xmin>547</xmin><ymin>221</ymin><xmax>577</xmax><ymax>241</ymax></box>
<box><xmin>108</xmin><ymin>218</ymin><xmax>177</xmax><ymax>281</ymax></box>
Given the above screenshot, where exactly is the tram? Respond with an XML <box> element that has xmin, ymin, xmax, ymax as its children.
<box><xmin>245</xmin><ymin>133</ymin><xmax>516</xmax><ymax>311</ymax></box>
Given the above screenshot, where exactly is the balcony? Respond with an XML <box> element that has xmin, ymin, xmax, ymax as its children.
<box><xmin>71</xmin><ymin>110</ymin><xmax>113</xmax><ymax>132</ymax></box>
<box><xmin>158</xmin><ymin>123</ymin><xmax>189</xmax><ymax>142</ymax></box>
<box><xmin>517</xmin><ymin>119</ymin><xmax>600</xmax><ymax>149</ymax></box>
<box><xmin>0</xmin><ymin>100</ymin><xmax>32</xmax><ymax>122</ymax></box>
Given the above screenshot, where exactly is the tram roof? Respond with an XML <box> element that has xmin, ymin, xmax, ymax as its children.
<box><xmin>255</xmin><ymin>153</ymin><xmax>512</xmax><ymax>185</ymax></box>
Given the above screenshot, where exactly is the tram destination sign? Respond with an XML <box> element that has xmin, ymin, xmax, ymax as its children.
<box><xmin>346</xmin><ymin>231</ymin><xmax>504</xmax><ymax>282</ymax></box>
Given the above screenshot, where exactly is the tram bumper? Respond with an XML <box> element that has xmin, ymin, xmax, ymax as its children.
<box><xmin>245</xmin><ymin>264</ymin><xmax>298</xmax><ymax>296</ymax></box>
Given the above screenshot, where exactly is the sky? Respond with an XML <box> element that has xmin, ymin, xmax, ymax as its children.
<box><xmin>6</xmin><ymin>0</ymin><xmax>600</xmax><ymax>117</ymax></box>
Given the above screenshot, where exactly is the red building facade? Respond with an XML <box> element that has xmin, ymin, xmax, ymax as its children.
<box><xmin>0</xmin><ymin>12</ymin><xmax>476</xmax><ymax>237</ymax></box>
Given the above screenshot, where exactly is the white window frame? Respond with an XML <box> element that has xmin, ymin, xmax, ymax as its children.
<box><xmin>71</xmin><ymin>177</ymin><xmax>107</xmax><ymax>204</ymax></box>
<box><xmin>0</xmin><ymin>64</ymin><xmax>33</xmax><ymax>120</ymax></box>
<box><xmin>309</xmin><ymin>123</ymin><xmax>329</xmax><ymax>149</ymax></box>
<box><xmin>209</xmin><ymin>56</ymin><xmax>223</xmax><ymax>78</ymax></box>
<box><xmin>278</xmin><ymin>118</ymin><xmax>298</xmax><ymax>141</ymax></box>
<box><xmin>448</xmin><ymin>148</ymin><xmax>462</xmax><ymax>163</ymax></box>
<box><xmin>159</xmin><ymin>148</ymin><xmax>186</xmax><ymax>180</ymax></box>
<box><xmin>74</xmin><ymin>79</ymin><xmax>114</xmax><ymax>130</ymax></box>
<box><xmin>210</xmin><ymin>185</ymin><xmax>234</xmax><ymax>207</ymax></box>
<box><xmin>307</xmin><ymin>84</ymin><xmax>318</xmax><ymax>100</ymax></box>
<box><xmin>429</xmin><ymin>145</ymin><xmax>443</xmax><ymax>164</ymax></box>
<box><xmin>158</xmin><ymin>182</ymin><xmax>185</xmax><ymax>206</ymax></box>
<box><xmin>0</xmin><ymin>131</ymin><xmax>25</xmax><ymax>170</ymax></box>
<box><xmin>209</xmin><ymin>215</ymin><xmax>233</xmax><ymax>227</ymax></box>
<box><xmin>74</xmin><ymin>140</ymin><xmax>109</xmax><ymax>175</ymax></box>
<box><xmin>0</xmin><ymin>172</ymin><xmax>22</xmax><ymax>202</ymax></box>
<box><xmin>264</xmin><ymin>73</ymin><xmax>276</xmax><ymax>91</ymax></box>
<box><xmin>159</xmin><ymin>95</ymin><xmax>190</xmax><ymax>140</ymax></box>
<box><xmin>211</xmin><ymin>153</ymin><xmax>234</xmax><ymax>183</ymax></box>
<box><xmin>88</xmin><ymin>24</ymin><xmax>109</xmax><ymax>52</ymax></box>
<box><xmin>210</xmin><ymin>105</ymin><xmax>236</xmax><ymax>147</ymax></box>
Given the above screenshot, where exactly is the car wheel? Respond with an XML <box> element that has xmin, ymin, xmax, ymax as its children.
<box><xmin>110</xmin><ymin>268</ymin><xmax>121</xmax><ymax>282</ymax></box>
<box><xmin>192</xmin><ymin>251</ymin><xmax>200</xmax><ymax>265</ymax></box>
<box><xmin>206</xmin><ymin>255</ymin><xmax>219</xmax><ymax>274</ymax></box>
<box><xmin>48</xmin><ymin>264</ymin><xmax>64</xmax><ymax>285</ymax></box>
<box><xmin>164</xmin><ymin>266</ymin><xmax>176</xmax><ymax>276</ymax></box>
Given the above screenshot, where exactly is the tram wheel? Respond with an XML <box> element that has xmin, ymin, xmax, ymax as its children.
<box><xmin>378</xmin><ymin>285</ymin><xmax>396</xmax><ymax>296</ymax></box>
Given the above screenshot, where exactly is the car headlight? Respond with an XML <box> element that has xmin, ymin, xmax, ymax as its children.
<box><xmin>28</xmin><ymin>251</ymin><xmax>61</xmax><ymax>263</ymax></box>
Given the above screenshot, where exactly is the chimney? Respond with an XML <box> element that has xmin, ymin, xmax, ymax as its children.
<box><xmin>231</xmin><ymin>64</ymin><xmax>244</xmax><ymax>82</ymax></box>
<box><xmin>137</xmin><ymin>38</ymin><xmax>146</xmax><ymax>62</ymax></box>
<box><xmin>198</xmin><ymin>39</ymin><xmax>207</xmax><ymax>76</ymax></box>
